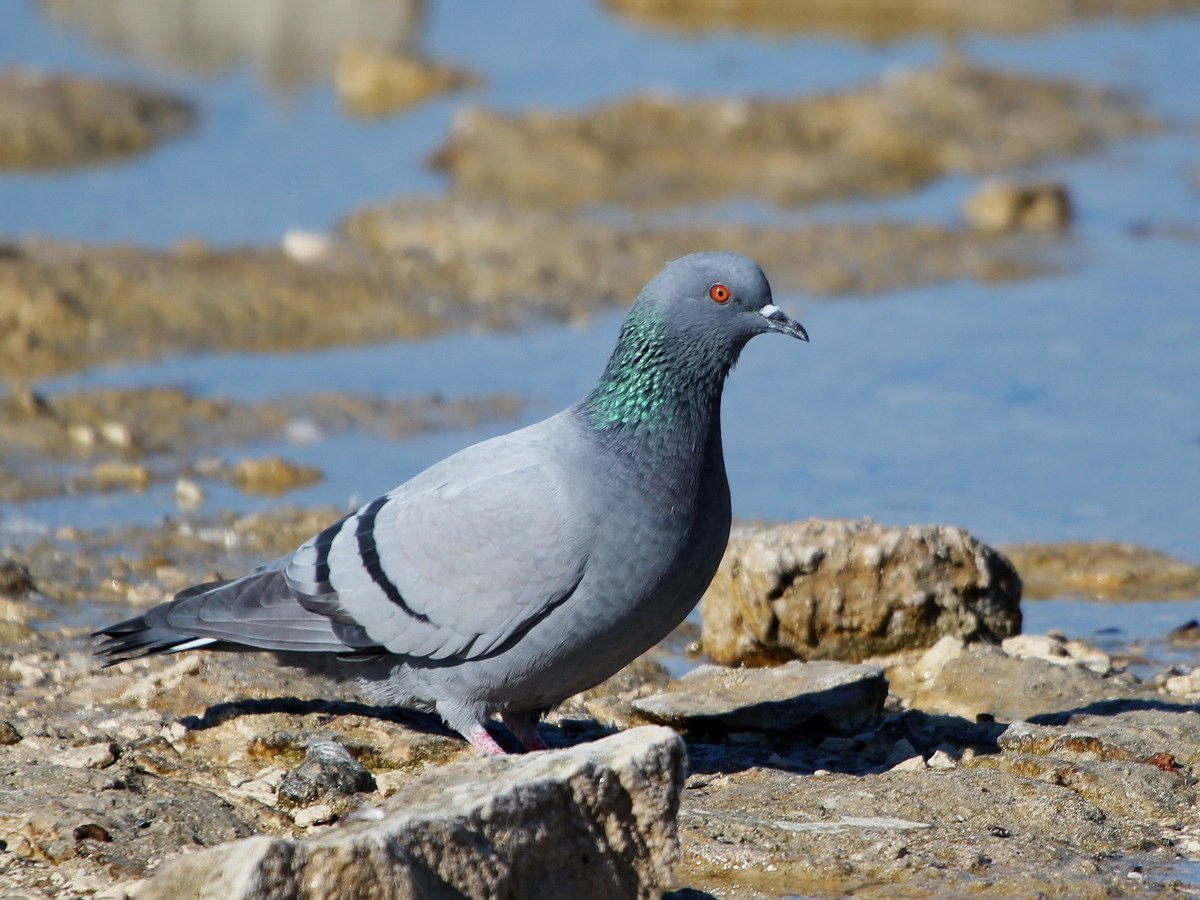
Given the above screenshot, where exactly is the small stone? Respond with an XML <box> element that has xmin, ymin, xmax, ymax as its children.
<box><xmin>0</xmin><ymin>720</ymin><xmax>21</xmax><ymax>744</ymax></box>
<box><xmin>1162</xmin><ymin>668</ymin><xmax>1200</xmax><ymax>697</ymax></box>
<box><xmin>230</xmin><ymin>456</ymin><xmax>322</xmax><ymax>495</ymax></box>
<box><xmin>914</xmin><ymin>635</ymin><xmax>966</xmax><ymax>682</ymax></box>
<box><xmin>9</xmin><ymin>659</ymin><xmax>47</xmax><ymax>687</ymax></box>
<box><xmin>1002</xmin><ymin>633</ymin><xmax>1111</xmax><ymax>674</ymax></box>
<box><xmin>175</xmin><ymin>478</ymin><xmax>204</xmax><ymax>510</ymax></box>
<box><xmin>68</xmin><ymin>423</ymin><xmax>97</xmax><ymax>448</ymax></box>
<box><xmin>964</xmin><ymin>181</ymin><xmax>1072</xmax><ymax>232</ymax></box>
<box><xmin>60</xmin><ymin>742</ymin><xmax>119</xmax><ymax>770</ymax></box>
<box><xmin>282</xmin><ymin>230</ymin><xmax>331</xmax><ymax>264</ymax></box>
<box><xmin>889</xmin><ymin>755</ymin><xmax>927</xmax><ymax>772</ymax></box>
<box><xmin>91</xmin><ymin>461</ymin><xmax>151</xmax><ymax>491</ymax></box>
<box><xmin>277</xmin><ymin>739</ymin><xmax>376</xmax><ymax>807</ymax></box>
<box><xmin>927</xmin><ymin>749</ymin><xmax>957</xmax><ymax>769</ymax></box>
<box><xmin>292</xmin><ymin>804</ymin><xmax>337</xmax><ymax>829</ymax></box>
<box><xmin>99</xmin><ymin>421</ymin><xmax>134</xmax><ymax>448</ymax></box>
<box><xmin>335</xmin><ymin>47</ymin><xmax>477</xmax><ymax>118</ymax></box>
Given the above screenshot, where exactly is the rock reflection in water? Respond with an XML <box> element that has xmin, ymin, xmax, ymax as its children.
<box><xmin>38</xmin><ymin>0</ymin><xmax>423</xmax><ymax>90</ymax></box>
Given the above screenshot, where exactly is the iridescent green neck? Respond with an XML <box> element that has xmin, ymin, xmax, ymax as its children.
<box><xmin>580</xmin><ymin>308</ymin><xmax>730</xmax><ymax>432</ymax></box>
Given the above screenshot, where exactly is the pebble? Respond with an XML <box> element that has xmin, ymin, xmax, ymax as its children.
<box><xmin>100</xmin><ymin>421</ymin><xmax>134</xmax><ymax>448</ymax></box>
<box><xmin>175</xmin><ymin>478</ymin><xmax>204</xmax><ymax>510</ymax></box>
<box><xmin>889</xmin><ymin>755</ymin><xmax>927</xmax><ymax>773</ymax></box>
<box><xmin>282</xmin><ymin>230</ymin><xmax>332</xmax><ymax>264</ymax></box>
<box><xmin>963</xmin><ymin>181</ymin><xmax>1072</xmax><ymax>232</ymax></box>
<box><xmin>9</xmin><ymin>659</ymin><xmax>47</xmax><ymax>687</ymax></box>
<box><xmin>68</xmin><ymin>423</ymin><xmax>97</xmax><ymax>448</ymax></box>
<box><xmin>927</xmin><ymin>749</ymin><xmax>957</xmax><ymax>770</ymax></box>
<box><xmin>60</xmin><ymin>742</ymin><xmax>119</xmax><ymax>770</ymax></box>
<box><xmin>292</xmin><ymin>804</ymin><xmax>337</xmax><ymax>829</ymax></box>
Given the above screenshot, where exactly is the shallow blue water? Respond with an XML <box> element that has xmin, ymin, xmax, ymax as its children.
<box><xmin>0</xmin><ymin>3</ymin><xmax>1197</xmax><ymax>635</ymax></box>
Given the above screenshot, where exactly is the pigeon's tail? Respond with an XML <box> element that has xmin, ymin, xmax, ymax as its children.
<box><xmin>95</xmin><ymin>568</ymin><xmax>379</xmax><ymax>665</ymax></box>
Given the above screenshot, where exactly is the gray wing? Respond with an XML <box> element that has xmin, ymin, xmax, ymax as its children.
<box><xmin>285</xmin><ymin>433</ymin><xmax>593</xmax><ymax>662</ymax></box>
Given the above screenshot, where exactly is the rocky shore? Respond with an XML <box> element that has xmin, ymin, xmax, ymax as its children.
<box><xmin>1</xmin><ymin>520</ymin><xmax>1198</xmax><ymax>897</ymax></box>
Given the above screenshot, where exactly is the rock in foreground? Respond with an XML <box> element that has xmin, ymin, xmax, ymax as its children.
<box><xmin>141</xmin><ymin>726</ymin><xmax>685</xmax><ymax>900</ymax></box>
<box><xmin>701</xmin><ymin>519</ymin><xmax>1022</xmax><ymax>666</ymax></box>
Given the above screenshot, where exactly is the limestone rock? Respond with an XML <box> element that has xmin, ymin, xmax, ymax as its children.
<box><xmin>229</xmin><ymin>456</ymin><xmax>322</xmax><ymax>495</ymax></box>
<box><xmin>896</xmin><ymin>644</ymin><xmax>1184</xmax><ymax>724</ymax></box>
<box><xmin>140</xmin><ymin>726</ymin><xmax>685</xmax><ymax>900</ymax></box>
<box><xmin>700</xmin><ymin>519</ymin><xmax>1022</xmax><ymax>666</ymax></box>
<box><xmin>631</xmin><ymin>661</ymin><xmax>886</xmax><ymax>736</ymax></box>
<box><xmin>432</xmin><ymin>63</ymin><xmax>1150</xmax><ymax>210</ymax></box>
<box><xmin>1001</xmin><ymin>633</ymin><xmax>1111</xmax><ymax>674</ymax></box>
<box><xmin>0</xmin><ymin>67</ymin><xmax>194</xmax><ymax>169</ymax></box>
<box><xmin>1001</xmin><ymin>541</ymin><xmax>1200</xmax><ymax>600</ymax></box>
<box><xmin>336</xmin><ymin>47</ymin><xmax>476</xmax><ymax>118</ymax></box>
<box><xmin>964</xmin><ymin>181</ymin><xmax>1072</xmax><ymax>232</ymax></box>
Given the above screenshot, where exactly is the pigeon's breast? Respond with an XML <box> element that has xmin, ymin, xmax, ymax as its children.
<box><xmin>480</xmin><ymin>432</ymin><xmax>732</xmax><ymax>708</ymax></box>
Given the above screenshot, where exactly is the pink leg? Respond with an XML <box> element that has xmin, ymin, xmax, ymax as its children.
<box><xmin>502</xmin><ymin>712</ymin><xmax>548</xmax><ymax>752</ymax></box>
<box><xmin>466</xmin><ymin>725</ymin><xmax>508</xmax><ymax>756</ymax></box>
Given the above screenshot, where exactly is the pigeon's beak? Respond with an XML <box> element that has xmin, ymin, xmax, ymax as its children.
<box><xmin>759</xmin><ymin>304</ymin><xmax>809</xmax><ymax>342</ymax></box>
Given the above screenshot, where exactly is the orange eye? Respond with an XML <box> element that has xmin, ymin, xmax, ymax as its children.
<box><xmin>709</xmin><ymin>283</ymin><xmax>730</xmax><ymax>304</ymax></box>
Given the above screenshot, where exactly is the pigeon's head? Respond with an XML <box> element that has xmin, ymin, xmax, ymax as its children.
<box><xmin>636</xmin><ymin>252</ymin><xmax>809</xmax><ymax>348</ymax></box>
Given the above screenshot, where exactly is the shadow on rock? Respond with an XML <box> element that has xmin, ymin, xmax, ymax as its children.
<box><xmin>1029</xmin><ymin>696</ymin><xmax>1200</xmax><ymax>726</ymax></box>
<box><xmin>182</xmin><ymin>694</ymin><xmax>455</xmax><ymax>740</ymax></box>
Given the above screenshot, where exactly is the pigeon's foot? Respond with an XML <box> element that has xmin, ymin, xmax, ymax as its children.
<box><xmin>466</xmin><ymin>725</ymin><xmax>508</xmax><ymax>756</ymax></box>
<box><xmin>502</xmin><ymin>711</ymin><xmax>548</xmax><ymax>752</ymax></box>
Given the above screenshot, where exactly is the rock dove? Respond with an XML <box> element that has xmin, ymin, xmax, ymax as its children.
<box><xmin>96</xmin><ymin>252</ymin><xmax>808</xmax><ymax>754</ymax></box>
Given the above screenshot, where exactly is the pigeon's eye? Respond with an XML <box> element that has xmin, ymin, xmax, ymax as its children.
<box><xmin>708</xmin><ymin>283</ymin><xmax>730</xmax><ymax>304</ymax></box>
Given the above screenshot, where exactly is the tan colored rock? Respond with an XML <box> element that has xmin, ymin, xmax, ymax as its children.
<box><xmin>229</xmin><ymin>456</ymin><xmax>322</xmax><ymax>495</ymax></box>
<box><xmin>896</xmin><ymin>644</ymin><xmax>1180</xmax><ymax>723</ymax></box>
<box><xmin>58</xmin><ymin>742</ymin><xmax>118</xmax><ymax>770</ymax></box>
<box><xmin>433</xmin><ymin>62</ymin><xmax>1150</xmax><ymax>209</ymax></box>
<box><xmin>699</xmin><ymin>519</ymin><xmax>1022</xmax><ymax>666</ymax></box>
<box><xmin>140</xmin><ymin>727</ymin><xmax>685</xmax><ymax>900</ymax></box>
<box><xmin>1001</xmin><ymin>541</ymin><xmax>1200</xmax><ymax>600</ymax></box>
<box><xmin>0</xmin><ymin>67</ymin><xmax>194</xmax><ymax>169</ymax></box>
<box><xmin>964</xmin><ymin>181</ymin><xmax>1072</xmax><ymax>232</ymax></box>
<box><xmin>89</xmin><ymin>460</ymin><xmax>151</xmax><ymax>491</ymax></box>
<box><xmin>336</xmin><ymin>47</ymin><xmax>476</xmax><ymax>118</ymax></box>
<box><xmin>603</xmin><ymin>0</ymin><xmax>1200</xmax><ymax>41</ymax></box>
<box><xmin>1163</xmin><ymin>667</ymin><xmax>1200</xmax><ymax>697</ymax></box>
<box><xmin>1001</xmin><ymin>633</ymin><xmax>1111</xmax><ymax>674</ymax></box>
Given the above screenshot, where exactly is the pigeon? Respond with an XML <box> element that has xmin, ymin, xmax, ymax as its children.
<box><xmin>96</xmin><ymin>252</ymin><xmax>808</xmax><ymax>755</ymax></box>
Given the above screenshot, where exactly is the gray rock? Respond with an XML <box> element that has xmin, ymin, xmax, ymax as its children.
<box><xmin>277</xmin><ymin>739</ymin><xmax>376</xmax><ymax>807</ymax></box>
<box><xmin>140</xmin><ymin>726</ymin><xmax>685</xmax><ymax>900</ymax></box>
<box><xmin>897</xmin><ymin>644</ymin><xmax>1175</xmax><ymax>723</ymax></box>
<box><xmin>700</xmin><ymin>519</ymin><xmax>1021</xmax><ymax>666</ymax></box>
<box><xmin>632</xmin><ymin>660</ymin><xmax>886</xmax><ymax>736</ymax></box>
